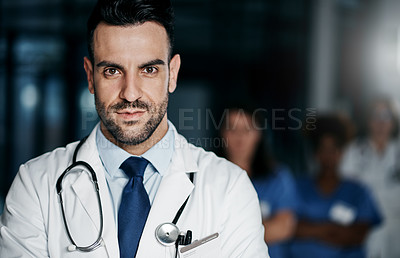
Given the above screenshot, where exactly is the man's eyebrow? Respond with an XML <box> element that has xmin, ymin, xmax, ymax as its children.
<box><xmin>96</xmin><ymin>61</ymin><xmax>124</xmax><ymax>70</ymax></box>
<box><xmin>138</xmin><ymin>59</ymin><xmax>166</xmax><ymax>69</ymax></box>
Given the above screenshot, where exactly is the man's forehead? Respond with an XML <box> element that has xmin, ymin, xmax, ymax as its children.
<box><xmin>92</xmin><ymin>21</ymin><xmax>170</xmax><ymax>61</ymax></box>
<box><xmin>93</xmin><ymin>21</ymin><xmax>168</xmax><ymax>44</ymax></box>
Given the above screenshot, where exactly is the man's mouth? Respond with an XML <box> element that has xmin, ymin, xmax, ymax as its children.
<box><xmin>116</xmin><ymin>109</ymin><xmax>146</xmax><ymax>120</ymax></box>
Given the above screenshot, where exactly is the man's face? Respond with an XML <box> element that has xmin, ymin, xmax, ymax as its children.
<box><xmin>84</xmin><ymin>22</ymin><xmax>180</xmax><ymax>145</ymax></box>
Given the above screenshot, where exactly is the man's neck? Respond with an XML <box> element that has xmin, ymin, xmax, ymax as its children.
<box><xmin>101</xmin><ymin>116</ymin><xmax>169</xmax><ymax>156</ymax></box>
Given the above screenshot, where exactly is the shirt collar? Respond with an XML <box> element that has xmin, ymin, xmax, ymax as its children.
<box><xmin>142</xmin><ymin>121</ymin><xmax>175</xmax><ymax>176</ymax></box>
<box><xmin>96</xmin><ymin>121</ymin><xmax>175</xmax><ymax>177</ymax></box>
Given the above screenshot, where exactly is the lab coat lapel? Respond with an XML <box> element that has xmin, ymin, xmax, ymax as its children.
<box><xmin>136</xmin><ymin>129</ymin><xmax>198</xmax><ymax>257</ymax></box>
<box><xmin>70</xmin><ymin>125</ymin><xmax>120</xmax><ymax>258</ymax></box>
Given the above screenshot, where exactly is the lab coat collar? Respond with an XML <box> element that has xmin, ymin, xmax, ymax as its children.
<box><xmin>169</xmin><ymin>122</ymin><xmax>199</xmax><ymax>174</ymax></box>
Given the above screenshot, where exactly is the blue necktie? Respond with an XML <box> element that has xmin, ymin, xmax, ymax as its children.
<box><xmin>118</xmin><ymin>157</ymin><xmax>150</xmax><ymax>258</ymax></box>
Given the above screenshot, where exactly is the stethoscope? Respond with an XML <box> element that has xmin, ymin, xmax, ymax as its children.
<box><xmin>56</xmin><ymin>136</ymin><xmax>194</xmax><ymax>253</ymax></box>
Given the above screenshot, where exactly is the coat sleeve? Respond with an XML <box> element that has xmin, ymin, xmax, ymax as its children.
<box><xmin>220</xmin><ymin>171</ymin><xmax>269</xmax><ymax>257</ymax></box>
<box><xmin>0</xmin><ymin>164</ymin><xmax>49</xmax><ymax>257</ymax></box>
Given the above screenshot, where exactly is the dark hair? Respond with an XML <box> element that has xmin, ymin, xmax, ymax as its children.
<box><xmin>306</xmin><ymin>114</ymin><xmax>353</xmax><ymax>152</ymax></box>
<box><xmin>87</xmin><ymin>0</ymin><xmax>175</xmax><ymax>62</ymax></box>
<box><xmin>218</xmin><ymin>103</ymin><xmax>276</xmax><ymax>179</ymax></box>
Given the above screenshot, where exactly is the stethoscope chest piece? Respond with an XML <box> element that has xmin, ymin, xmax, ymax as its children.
<box><xmin>155</xmin><ymin>222</ymin><xmax>180</xmax><ymax>246</ymax></box>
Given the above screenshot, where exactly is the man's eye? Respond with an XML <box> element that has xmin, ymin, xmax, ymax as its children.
<box><xmin>144</xmin><ymin>66</ymin><xmax>158</xmax><ymax>74</ymax></box>
<box><xmin>104</xmin><ymin>68</ymin><xmax>120</xmax><ymax>76</ymax></box>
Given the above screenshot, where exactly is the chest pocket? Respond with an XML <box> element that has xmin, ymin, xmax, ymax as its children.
<box><xmin>165</xmin><ymin>232</ymin><xmax>221</xmax><ymax>258</ymax></box>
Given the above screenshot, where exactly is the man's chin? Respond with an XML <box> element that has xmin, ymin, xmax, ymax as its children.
<box><xmin>115</xmin><ymin>123</ymin><xmax>151</xmax><ymax>145</ymax></box>
<box><xmin>118</xmin><ymin>123</ymin><xmax>144</xmax><ymax>135</ymax></box>
<box><xmin>113</xmin><ymin>131</ymin><xmax>148</xmax><ymax>146</ymax></box>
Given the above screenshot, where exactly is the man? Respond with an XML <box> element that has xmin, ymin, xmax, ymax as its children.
<box><xmin>0</xmin><ymin>0</ymin><xmax>268</xmax><ymax>257</ymax></box>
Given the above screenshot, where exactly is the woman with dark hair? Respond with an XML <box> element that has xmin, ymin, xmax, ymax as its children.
<box><xmin>340</xmin><ymin>98</ymin><xmax>400</xmax><ymax>257</ymax></box>
<box><xmin>219</xmin><ymin>105</ymin><xmax>298</xmax><ymax>258</ymax></box>
<box><xmin>289</xmin><ymin>114</ymin><xmax>381</xmax><ymax>258</ymax></box>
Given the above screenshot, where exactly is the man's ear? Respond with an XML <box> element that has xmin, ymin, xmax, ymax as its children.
<box><xmin>83</xmin><ymin>56</ymin><xmax>95</xmax><ymax>94</ymax></box>
<box><xmin>168</xmin><ymin>54</ymin><xmax>181</xmax><ymax>93</ymax></box>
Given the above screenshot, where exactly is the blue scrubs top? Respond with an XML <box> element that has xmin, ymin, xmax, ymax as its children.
<box><xmin>289</xmin><ymin>177</ymin><xmax>382</xmax><ymax>258</ymax></box>
<box><xmin>252</xmin><ymin>166</ymin><xmax>299</xmax><ymax>258</ymax></box>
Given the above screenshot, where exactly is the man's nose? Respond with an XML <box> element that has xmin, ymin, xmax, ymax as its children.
<box><xmin>119</xmin><ymin>73</ymin><xmax>143</xmax><ymax>102</ymax></box>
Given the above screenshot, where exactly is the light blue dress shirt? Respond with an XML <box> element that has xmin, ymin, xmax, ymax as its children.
<box><xmin>96</xmin><ymin>122</ymin><xmax>175</xmax><ymax>222</ymax></box>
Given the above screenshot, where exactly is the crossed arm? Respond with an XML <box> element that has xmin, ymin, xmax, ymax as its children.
<box><xmin>263</xmin><ymin>210</ymin><xmax>296</xmax><ymax>244</ymax></box>
<box><xmin>294</xmin><ymin>220</ymin><xmax>370</xmax><ymax>247</ymax></box>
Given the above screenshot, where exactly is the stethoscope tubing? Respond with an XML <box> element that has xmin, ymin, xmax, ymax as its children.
<box><xmin>56</xmin><ymin>137</ymin><xmax>104</xmax><ymax>252</ymax></box>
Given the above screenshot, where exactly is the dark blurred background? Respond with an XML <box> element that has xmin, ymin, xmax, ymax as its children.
<box><xmin>1</xmin><ymin>0</ymin><xmax>400</xmax><ymax>198</ymax></box>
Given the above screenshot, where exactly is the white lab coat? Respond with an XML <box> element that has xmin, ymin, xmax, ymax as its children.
<box><xmin>0</xmin><ymin>124</ymin><xmax>269</xmax><ymax>257</ymax></box>
<box><xmin>341</xmin><ymin>139</ymin><xmax>400</xmax><ymax>258</ymax></box>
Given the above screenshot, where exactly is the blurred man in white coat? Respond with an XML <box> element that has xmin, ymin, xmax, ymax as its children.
<box><xmin>0</xmin><ymin>0</ymin><xmax>268</xmax><ymax>257</ymax></box>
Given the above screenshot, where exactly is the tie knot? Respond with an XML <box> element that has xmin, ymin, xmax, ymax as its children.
<box><xmin>120</xmin><ymin>156</ymin><xmax>149</xmax><ymax>178</ymax></box>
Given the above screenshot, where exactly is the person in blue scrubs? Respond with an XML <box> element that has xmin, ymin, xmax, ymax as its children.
<box><xmin>219</xmin><ymin>105</ymin><xmax>299</xmax><ymax>258</ymax></box>
<box><xmin>289</xmin><ymin>115</ymin><xmax>381</xmax><ymax>258</ymax></box>
<box><xmin>252</xmin><ymin>166</ymin><xmax>299</xmax><ymax>258</ymax></box>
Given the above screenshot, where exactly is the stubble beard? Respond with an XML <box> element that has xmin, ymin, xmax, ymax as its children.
<box><xmin>94</xmin><ymin>88</ymin><xmax>169</xmax><ymax>146</ymax></box>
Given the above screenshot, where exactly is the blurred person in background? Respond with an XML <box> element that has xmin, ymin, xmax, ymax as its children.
<box><xmin>340</xmin><ymin>97</ymin><xmax>400</xmax><ymax>258</ymax></box>
<box><xmin>289</xmin><ymin>114</ymin><xmax>381</xmax><ymax>258</ymax></box>
<box><xmin>219</xmin><ymin>105</ymin><xmax>299</xmax><ymax>258</ymax></box>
